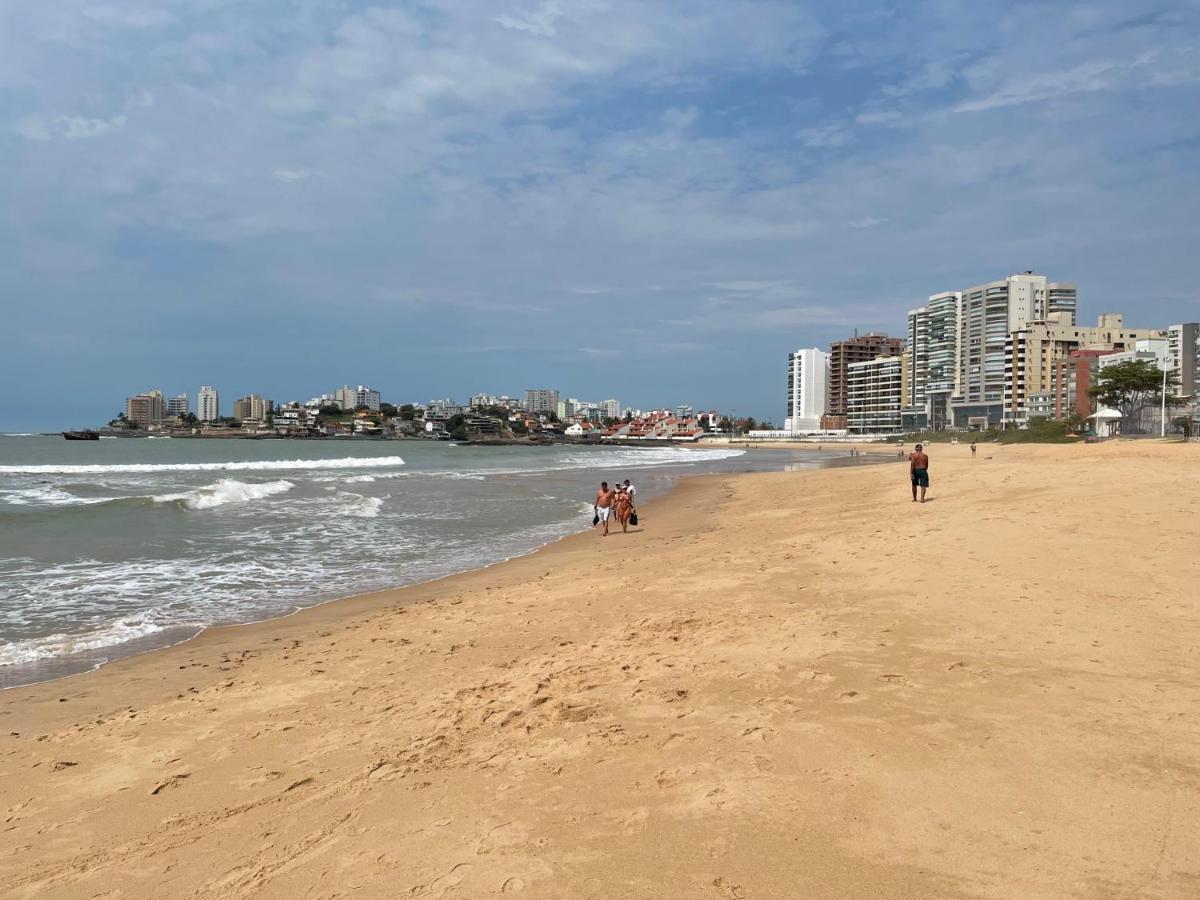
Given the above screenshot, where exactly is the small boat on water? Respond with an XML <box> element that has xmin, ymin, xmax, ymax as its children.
<box><xmin>62</xmin><ymin>430</ymin><xmax>100</xmax><ymax>441</ymax></box>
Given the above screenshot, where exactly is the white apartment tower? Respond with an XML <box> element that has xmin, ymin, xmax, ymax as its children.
<box><xmin>197</xmin><ymin>385</ymin><xmax>219</xmax><ymax>422</ymax></box>
<box><xmin>952</xmin><ymin>273</ymin><xmax>1076</xmax><ymax>427</ymax></box>
<box><xmin>1167</xmin><ymin>323</ymin><xmax>1200</xmax><ymax>399</ymax></box>
<box><xmin>785</xmin><ymin>348</ymin><xmax>829</xmax><ymax>433</ymax></box>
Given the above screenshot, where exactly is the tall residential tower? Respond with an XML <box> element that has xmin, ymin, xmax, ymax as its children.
<box><xmin>196</xmin><ymin>385</ymin><xmax>219</xmax><ymax>422</ymax></box>
<box><xmin>785</xmin><ymin>348</ymin><xmax>829</xmax><ymax>433</ymax></box>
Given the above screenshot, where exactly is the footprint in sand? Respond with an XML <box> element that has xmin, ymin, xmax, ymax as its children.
<box><xmin>836</xmin><ymin>690</ymin><xmax>865</xmax><ymax>703</ymax></box>
<box><xmin>712</xmin><ymin>876</ymin><xmax>747</xmax><ymax>898</ymax></box>
<box><xmin>150</xmin><ymin>772</ymin><xmax>191</xmax><ymax>795</ymax></box>
<box><xmin>622</xmin><ymin>808</ymin><xmax>649</xmax><ymax>833</ymax></box>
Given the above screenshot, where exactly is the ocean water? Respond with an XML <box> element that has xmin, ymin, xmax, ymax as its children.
<box><xmin>0</xmin><ymin>435</ymin><xmax>877</xmax><ymax>688</ymax></box>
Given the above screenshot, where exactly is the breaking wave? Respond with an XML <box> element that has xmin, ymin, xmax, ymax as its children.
<box><xmin>153</xmin><ymin>479</ymin><xmax>294</xmax><ymax>510</ymax></box>
<box><xmin>0</xmin><ymin>456</ymin><xmax>407</xmax><ymax>475</ymax></box>
<box><xmin>0</xmin><ymin>614</ymin><xmax>179</xmax><ymax>667</ymax></box>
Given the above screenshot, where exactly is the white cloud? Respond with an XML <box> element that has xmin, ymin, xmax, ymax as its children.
<box><xmin>798</xmin><ymin>122</ymin><xmax>853</xmax><ymax>148</ymax></box>
<box><xmin>272</xmin><ymin>168</ymin><xmax>312</xmax><ymax>182</ymax></box>
<box><xmin>17</xmin><ymin>113</ymin><xmax>127</xmax><ymax>141</ymax></box>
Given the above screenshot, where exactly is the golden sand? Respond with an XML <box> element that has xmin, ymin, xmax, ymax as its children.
<box><xmin>2</xmin><ymin>440</ymin><xmax>1199</xmax><ymax>898</ymax></box>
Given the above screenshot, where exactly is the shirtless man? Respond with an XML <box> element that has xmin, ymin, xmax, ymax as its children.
<box><xmin>594</xmin><ymin>481</ymin><xmax>616</xmax><ymax>536</ymax></box>
<box><xmin>909</xmin><ymin>443</ymin><xmax>930</xmax><ymax>503</ymax></box>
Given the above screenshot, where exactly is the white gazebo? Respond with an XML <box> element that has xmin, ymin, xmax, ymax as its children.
<box><xmin>1089</xmin><ymin>407</ymin><xmax>1122</xmax><ymax>438</ymax></box>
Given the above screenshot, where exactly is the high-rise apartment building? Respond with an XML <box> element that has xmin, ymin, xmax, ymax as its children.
<box><xmin>233</xmin><ymin>394</ymin><xmax>271</xmax><ymax>423</ymax></box>
<box><xmin>905</xmin><ymin>309</ymin><xmax>928</xmax><ymax>412</ymax></box>
<box><xmin>828</xmin><ymin>333</ymin><xmax>904</xmax><ymax>418</ymax></box>
<box><xmin>167</xmin><ymin>394</ymin><xmax>189</xmax><ymax>418</ymax></box>
<box><xmin>952</xmin><ymin>273</ymin><xmax>1076</xmax><ymax>427</ymax></box>
<box><xmin>197</xmin><ymin>385</ymin><xmax>219</xmax><ymax>422</ymax></box>
<box><xmin>334</xmin><ymin>385</ymin><xmax>380</xmax><ymax>411</ymax></box>
<box><xmin>903</xmin><ymin>292</ymin><xmax>961</xmax><ymax>430</ymax></box>
<box><xmin>525</xmin><ymin>389</ymin><xmax>559</xmax><ymax>415</ymax></box>
<box><xmin>1167</xmin><ymin>323</ymin><xmax>1200</xmax><ymax>399</ymax></box>
<box><xmin>785</xmin><ymin>348</ymin><xmax>829</xmax><ymax>433</ymax></box>
<box><xmin>847</xmin><ymin>356</ymin><xmax>904</xmax><ymax>435</ymax></box>
<box><xmin>126</xmin><ymin>390</ymin><xmax>165</xmax><ymax>427</ymax></box>
<box><xmin>601</xmin><ymin>399</ymin><xmax>621</xmax><ymax>419</ymax></box>
<box><xmin>1004</xmin><ymin>314</ymin><xmax>1165</xmax><ymax>426</ymax></box>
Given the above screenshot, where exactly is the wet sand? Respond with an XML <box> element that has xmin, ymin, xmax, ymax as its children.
<box><xmin>2</xmin><ymin>440</ymin><xmax>1199</xmax><ymax>898</ymax></box>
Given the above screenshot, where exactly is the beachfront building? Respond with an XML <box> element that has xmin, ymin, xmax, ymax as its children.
<box><xmin>126</xmin><ymin>390</ymin><xmax>165</xmax><ymax>427</ymax></box>
<box><xmin>903</xmin><ymin>291</ymin><xmax>961</xmax><ymax>431</ymax></box>
<box><xmin>828</xmin><ymin>332</ymin><xmax>904</xmax><ymax>419</ymax></box>
<box><xmin>1003</xmin><ymin>314</ymin><xmax>1166</xmax><ymax>427</ymax></box>
<box><xmin>847</xmin><ymin>356</ymin><xmax>904</xmax><ymax>435</ymax></box>
<box><xmin>604</xmin><ymin>410</ymin><xmax>706</xmax><ymax>441</ymax></box>
<box><xmin>601</xmin><ymin>399</ymin><xmax>621</xmax><ymax>419</ymax></box>
<box><xmin>166</xmin><ymin>394</ymin><xmax>189</xmax><ymax>418</ymax></box>
<box><xmin>233</xmin><ymin>394</ymin><xmax>271</xmax><ymax>424</ymax></box>
<box><xmin>525</xmin><ymin>388</ymin><xmax>559</xmax><ymax>415</ymax></box>
<box><xmin>1167</xmin><ymin>323</ymin><xmax>1200</xmax><ymax>400</ymax></box>
<box><xmin>196</xmin><ymin>385</ymin><xmax>219</xmax><ymax>422</ymax></box>
<box><xmin>273</xmin><ymin>403</ymin><xmax>320</xmax><ymax>434</ymax></box>
<box><xmin>785</xmin><ymin>348</ymin><xmax>829</xmax><ymax>433</ymax></box>
<box><xmin>905</xmin><ymin>307</ymin><xmax>929</xmax><ymax>419</ymax></box>
<box><xmin>951</xmin><ymin>273</ymin><xmax>1077</xmax><ymax>428</ymax></box>
<box><xmin>1050</xmin><ymin>350</ymin><xmax>1118</xmax><ymax>420</ymax></box>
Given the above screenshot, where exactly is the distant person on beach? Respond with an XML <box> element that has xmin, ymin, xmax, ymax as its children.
<box><xmin>909</xmin><ymin>443</ymin><xmax>930</xmax><ymax>503</ymax></box>
<box><xmin>594</xmin><ymin>481</ymin><xmax>615</xmax><ymax>536</ymax></box>
<box><xmin>971</xmin><ymin>441</ymin><xmax>977</xmax><ymax>459</ymax></box>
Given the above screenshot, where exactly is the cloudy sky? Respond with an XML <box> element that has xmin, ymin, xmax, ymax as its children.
<box><xmin>2</xmin><ymin>1</ymin><xmax>1198</xmax><ymax>428</ymax></box>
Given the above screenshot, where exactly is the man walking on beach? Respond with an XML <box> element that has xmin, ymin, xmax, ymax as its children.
<box><xmin>971</xmin><ymin>441</ymin><xmax>977</xmax><ymax>459</ymax></box>
<box><xmin>623</xmin><ymin>479</ymin><xmax>636</xmax><ymax>512</ymax></box>
<box><xmin>594</xmin><ymin>481</ymin><xmax>615</xmax><ymax>536</ymax></box>
<box><xmin>910</xmin><ymin>443</ymin><xmax>930</xmax><ymax>503</ymax></box>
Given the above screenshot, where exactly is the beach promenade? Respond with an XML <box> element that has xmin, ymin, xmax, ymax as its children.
<box><xmin>2</xmin><ymin>441</ymin><xmax>1199</xmax><ymax>898</ymax></box>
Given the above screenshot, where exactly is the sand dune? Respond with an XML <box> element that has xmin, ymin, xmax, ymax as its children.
<box><xmin>2</xmin><ymin>441</ymin><xmax>1199</xmax><ymax>898</ymax></box>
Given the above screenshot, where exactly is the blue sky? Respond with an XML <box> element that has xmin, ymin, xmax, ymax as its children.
<box><xmin>2</xmin><ymin>1</ymin><xmax>1198</xmax><ymax>428</ymax></box>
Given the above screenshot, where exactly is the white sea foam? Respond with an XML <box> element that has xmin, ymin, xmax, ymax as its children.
<box><xmin>0</xmin><ymin>615</ymin><xmax>175</xmax><ymax>667</ymax></box>
<box><xmin>0</xmin><ymin>455</ymin><xmax>407</xmax><ymax>475</ymax></box>
<box><xmin>0</xmin><ymin>485</ymin><xmax>112</xmax><ymax>507</ymax></box>
<box><xmin>153</xmin><ymin>478</ymin><xmax>294</xmax><ymax>510</ymax></box>
<box><xmin>337</xmin><ymin>492</ymin><xmax>386</xmax><ymax>518</ymax></box>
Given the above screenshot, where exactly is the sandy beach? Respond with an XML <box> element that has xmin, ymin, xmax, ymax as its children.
<box><xmin>3</xmin><ymin>440</ymin><xmax>1199</xmax><ymax>899</ymax></box>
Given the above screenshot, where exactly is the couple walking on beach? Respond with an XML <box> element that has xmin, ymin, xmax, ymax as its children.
<box><xmin>593</xmin><ymin>480</ymin><xmax>636</xmax><ymax>536</ymax></box>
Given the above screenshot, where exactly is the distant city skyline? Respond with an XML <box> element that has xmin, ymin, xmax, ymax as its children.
<box><xmin>4</xmin><ymin>2</ymin><xmax>1199</xmax><ymax>430</ymax></box>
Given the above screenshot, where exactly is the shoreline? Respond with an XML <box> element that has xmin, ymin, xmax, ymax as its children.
<box><xmin>1</xmin><ymin>446</ymin><xmax>883</xmax><ymax>691</ymax></box>
<box><xmin>5</xmin><ymin>440</ymin><xmax>1198</xmax><ymax>898</ymax></box>
<box><xmin>0</xmin><ymin>470</ymin><xmax>724</xmax><ymax>727</ymax></box>
<box><xmin>0</xmin><ymin>472</ymin><xmax>699</xmax><ymax>692</ymax></box>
